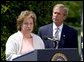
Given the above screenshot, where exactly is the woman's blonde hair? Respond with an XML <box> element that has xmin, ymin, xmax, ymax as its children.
<box><xmin>17</xmin><ymin>10</ymin><xmax>37</xmax><ymax>31</ymax></box>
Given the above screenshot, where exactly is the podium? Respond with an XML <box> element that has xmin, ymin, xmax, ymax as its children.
<box><xmin>13</xmin><ymin>48</ymin><xmax>80</xmax><ymax>61</ymax></box>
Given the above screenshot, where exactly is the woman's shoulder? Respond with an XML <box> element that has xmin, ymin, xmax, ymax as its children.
<box><xmin>31</xmin><ymin>33</ymin><xmax>43</xmax><ymax>42</ymax></box>
<box><xmin>31</xmin><ymin>33</ymin><xmax>41</xmax><ymax>39</ymax></box>
<box><xmin>7</xmin><ymin>31</ymin><xmax>23</xmax><ymax>41</ymax></box>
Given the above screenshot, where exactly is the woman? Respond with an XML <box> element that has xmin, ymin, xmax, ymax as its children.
<box><xmin>5</xmin><ymin>10</ymin><xmax>45</xmax><ymax>61</ymax></box>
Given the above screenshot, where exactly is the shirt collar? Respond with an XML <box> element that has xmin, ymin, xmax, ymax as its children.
<box><xmin>53</xmin><ymin>22</ymin><xmax>63</xmax><ymax>31</ymax></box>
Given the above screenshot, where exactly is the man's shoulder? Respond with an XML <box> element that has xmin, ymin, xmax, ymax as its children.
<box><xmin>64</xmin><ymin>24</ymin><xmax>77</xmax><ymax>32</ymax></box>
<box><xmin>39</xmin><ymin>23</ymin><xmax>52</xmax><ymax>30</ymax></box>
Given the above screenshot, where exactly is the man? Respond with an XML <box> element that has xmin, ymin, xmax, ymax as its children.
<box><xmin>38</xmin><ymin>4</ymin><xmax>78</xmax><ymax>48</ymax></box>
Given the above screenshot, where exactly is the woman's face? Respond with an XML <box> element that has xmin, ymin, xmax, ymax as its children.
<box><xmin>21</xmin><ymin>17</ymin><xmax>34</xmax><ymax>34</ymax></box>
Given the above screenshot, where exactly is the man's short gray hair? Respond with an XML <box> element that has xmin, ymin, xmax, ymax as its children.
<box><xmin>53</xmin><ymin>4</ymin><xmax>68</xmax><ymax>16</ymax></box>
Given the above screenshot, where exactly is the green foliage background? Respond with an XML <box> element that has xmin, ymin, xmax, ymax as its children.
<box><xmin>1</xmin><ymin>1</ymin><xmax>83</xmax><ymax>61</ymax></box>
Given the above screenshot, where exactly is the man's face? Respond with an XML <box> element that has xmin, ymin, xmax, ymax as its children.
<box><xmin>52</xmin><ymin>7</ymin><xmax>66</xmax><ymax>25</ymax></box>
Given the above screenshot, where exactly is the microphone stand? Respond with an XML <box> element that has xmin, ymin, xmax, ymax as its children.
<box><xmin>47</xmin><ymin>37</ymin><xmax>59</xmax><ymax>49</ymax></box>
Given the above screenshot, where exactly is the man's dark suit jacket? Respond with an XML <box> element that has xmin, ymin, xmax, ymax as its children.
<box><xmin>38</xmin><ymin>23</ymin><xmax>78</xmax><ymax>48</ymax></box>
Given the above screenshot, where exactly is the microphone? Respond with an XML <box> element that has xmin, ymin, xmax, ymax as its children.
<box><xmin>43</xmin><ymin>36</ymin><xmax>56</xmax><ymax>41</ymax></box>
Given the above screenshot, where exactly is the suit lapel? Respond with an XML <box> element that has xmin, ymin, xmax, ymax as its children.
<box><xmin>59</xmin><ymin>24</ymin><xmax>66</xmax><ymax>47</ymax></box>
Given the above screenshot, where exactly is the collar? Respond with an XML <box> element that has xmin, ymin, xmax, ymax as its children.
<box><xmin>53</xmin><ymin>22</ymin><xmax>63</xmax><ymax>31</ymax></box>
